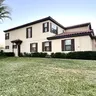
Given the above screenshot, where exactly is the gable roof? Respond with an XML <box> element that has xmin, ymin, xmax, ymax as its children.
<box><xmin>47</xmin><ymin>30</ymin><xmax>94</xmax><ymax>40</ymax></box>
<box><xmin>4</xmin><ymin>16</ymin><xmax>65</xmax><ymax>32</ymax></box>
<box><xmin>65</xmin><ymin>22</ymin><xmax>91</xmax><ymax>30</ymax></box>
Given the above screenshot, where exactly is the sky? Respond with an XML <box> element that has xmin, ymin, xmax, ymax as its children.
<box><xmin>0</xmin><ymin>0</ymin><xmax>96</xmax><ymax>46</ymax></box>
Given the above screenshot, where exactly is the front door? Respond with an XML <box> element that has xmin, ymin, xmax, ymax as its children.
<box><xmin>18</xmin><ymin>44</ymin><xmax>21</xmax><ymax>57</ymax></box>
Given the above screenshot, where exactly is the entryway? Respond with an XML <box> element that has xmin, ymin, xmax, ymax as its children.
<box><xmin>11</xmin><ymin>39</ymin><xmax>22</xmax><ymax>57</ymax></box>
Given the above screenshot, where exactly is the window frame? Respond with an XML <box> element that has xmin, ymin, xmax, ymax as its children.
<box><xmin>5</xmin><ymin>46</ymin><xmax>9</xmax><ymax>49</ymax></box>
<box><xmin>42</xmin><ymin>41</ymin><xmax>51</xmax><ymax>52</ymax></box>
<box><xmin>50</xmin><ymin>23</ymin><xmax>58</xmax><ymax>34</ymax></box>
<box><xmin>26</xmin><ymin>27</ymin><xmax>32</xmax><ymax>38</ymax></box>
<box><xmin>43</xmin><ymin>22</ymin><xmax>49</xmax><ymax>32</ymax></box>
<box><xmin>13</xmin><ymin>44</ymin><xmax>17</xmax><ymax>49</ymax></box>
<box><xmin>62</xmin><ymin>39</ymin><xmax>75</xmax><ymax>51</ymax></box>
<box><xmin>5</xmin><ymin>33</ymin><xmax>9</xmax><ymax>40</ymax></box>
<box><xmin>30</xmin><ymin>43</ymin><xmax>38</xmax><ymax>52</ymax></box>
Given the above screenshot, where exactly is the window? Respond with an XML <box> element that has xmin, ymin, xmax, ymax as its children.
<box><xmin>5</xmin><ymin>46</ymin><xmax>9</xmax><ymax>49</ymax></box>
<box><xmin>50</xmin><ymin>23</ymin><xmax>58</xmax><ymax>34</ymax></box>
<box><xmin>43</xmin><ymin>22</ymin><xmax>49</xmax><ymax>32</ymax></box>
<box><xmin>42</xmin><ymin>41</ymin><xmax>51</xmax><ymax>51</ymax></box>
<box><xmin>30</xmin><ymin>43</ymin><xmax>38</xmax><ymax>52</ymax></box>
<box><xmin>5</xmin><ymin>33</ymin><xmax>9</xmax><ymax>40</ymax></box>
<box><xmin>13</xmin><ymin>44</ymin><xmax>17</xmax><ymax>49</ymax></box>
<box><xmin>26</xmin><ymin>27</ymin><xmax>32</xmax><ymax>38</ymax></box>
<box><xmin>62</xmin><ymin>39</ymin><xmax>75</xmax><ymax>51</ymax></box>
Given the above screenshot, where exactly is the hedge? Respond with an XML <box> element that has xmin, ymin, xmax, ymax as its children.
<box><xmin>0</xmin><ymin>51</ymin><xmax>15</xmax><ymax>57</ymax></box>
<box><xmin>51</xmin><ymin>51</ymin><xmax>96</xmax><ymax>60</ymax></box>
<box><xmin>51</xmin><ymin>52</ymin><xmax>66</xmax><ymax>58</ymax></box>
<box><xmin>20</xmin><ymin>52</ymin><xmax>47</xmax><ymax>57</ymax></box>
<box><xmin>1</xmin><ymin>51</ymin><xmax>96</xmax><ymax>60</ymax></box>
<box><xmin>66</xmin><ymin>51</ymin><xmax>96</xmax><ymax>60</ymax></box>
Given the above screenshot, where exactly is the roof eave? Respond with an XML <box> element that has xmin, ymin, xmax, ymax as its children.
<box><xmin>47</xmin><ymin>32</ymin><xmax>93</xmax><ymax>40</ymax></box>
<box><xmin>4</xmin><ymin>16</ymin><xmax>65</xmax><ymax>32</ymax></box>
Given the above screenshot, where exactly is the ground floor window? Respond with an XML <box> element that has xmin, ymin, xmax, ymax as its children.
<box><xmin>30</xmin><ymin>43</ymin><xmax>38</xmax><ymax>52</ymax></box>
<box><xmin>42</xmin><ymin>41</ymin><xmax>52</xmax><ymax>51</ymax></box>
<box><xmin>5</xmin><ymin>46</ymin><xmax>9</xmax><ymax>49</ymax></box>
<box><xmin>62</xmin><ymin>39</ymin><xmax>75</xmax><ymax>51</ymax></box>
<box><xmin>13</xmin><ymin>44</ymin><xmax>17</xmax><ymax>49</ymax></box>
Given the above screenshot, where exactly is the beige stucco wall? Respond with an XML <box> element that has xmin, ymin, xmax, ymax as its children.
<box><xmin>52</xmin><ymin>36</ymin><xmax>93</xmax><ymax>53</ymax></box>
<box><xmin>92</xmin><ymin>39</ymin><xmax>96</xmax><ymax>51</ymax></box>
<box><xmin>5</xmin><ymin>20</ymin><xmax>64</xmax><ymax>54</ymax></box>
<box><xmin>65</xmin><ymin>26</ymin><xmax>89</xmax><ymax>32</ymax></box>
<box><xmin>5</xmin><ymin>20</ymin><xmax>94</xmax><ymax>56</ymax></box>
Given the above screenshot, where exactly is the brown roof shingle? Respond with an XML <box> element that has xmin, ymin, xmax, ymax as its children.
<box><xmin>47</xmin><ymin>30</ymin><xmax>94</xmax><ymax>40</ymax></box>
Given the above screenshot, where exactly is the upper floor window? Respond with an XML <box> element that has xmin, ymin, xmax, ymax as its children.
<box><xmin>62</xmin><ymin>39</ymin><xmax>75</xmax><ymax>51</ymax></box>
<box><xmin>42</xmin><ymin>41</ymin><xmax>51</xmax><ymax>51</ymax></box>
<box><xmin>26</xmin><ymin>27</ymin><xmax>32</xmax><ymax>38</ymax></box>
<box><xmin>43</xmin><ymin>22</ymin><xmax>49</xmax><ymax>32</ymax></box>
<box><xmin>30</xmin><ymin>43</ymin><xmax>38</xmax><ymax>52</ymax></box>
<box><xmin>50</xmin><ymin>23</ymin><xmax>58</xmax><ymax>34</ymax></box>
<box><xmin>5</xmin><ymin>46</ymin><xmax>9</xmax><ymax>49</ymax></box>
<box><xmin>5</xmin><ymin>33</ymin><xmax>9</xmax><ymax>40</ymax></box>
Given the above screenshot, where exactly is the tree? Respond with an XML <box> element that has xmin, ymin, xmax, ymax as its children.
<box><xmin>0</xmin><ymin>0</ymin><xmax>11</xmax><ymax>21</ymax></box>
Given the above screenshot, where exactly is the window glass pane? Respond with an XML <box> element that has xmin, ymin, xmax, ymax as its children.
<box><xmin>65</xmin><ymin>40</ymin><xmax>71</xmax><ymax>45</ymax></box>
<box><xmin>44</xmin><ymin>23</ymin><xmax>47</xmax><ymax>27</ymax></box>
<box><xmin>52</xmin><ymin>24</ymin><xmax>56</xmax><ymax>29</ymax></box>
<box><xmin>65</xmin><ymin>45</ymin><xmax>71</xmax><ymax>51</ymax></box>
<box><xmin>28</xmin><ymin>28</ymin><xmax>31</xmax><ymax>32</ymax></box>
<box><xmin>32</xmin><ymin>47</ymin><xmax>36</xmax><ymax>52</ymax></box>
<box><xmin>28</xmin><ymin>31</ymin><xmax>30</xmax><ymax>37</ymax></box>
<box><xmin>51</xmin><ymin>23</ymin><xmax>57</xmax><ymax>34</ymax></box>
<box><xmin>44</xmin><ymin>28</ymin><xmax>47</xmax><ymax>32</ymax></box>
<box><xmin>6</xmin><ymin>33</ymin><xmax>9</xmax><ymax>36</ymax></box>
<box><xmin>45</xmin><ymin>42</ymin><xmax>49</xmax><ymax>46</ymax></box>
<box><xmin>32</xmin><ymin>44</ymin><xmax>36</xmax><ymax>47</ymax></box>
<box><xmin>27</xmin><ymin>27</ymin><xmax>32</xmax><ymax>38</ymax></box>
<box><xmin>45</xmin><ymin>46</ymin><xmax>49</xmax><ymax>51</ymax></box>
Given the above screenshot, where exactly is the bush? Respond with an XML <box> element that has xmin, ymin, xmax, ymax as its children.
<box><xmin>32</xmin><ymin>52</ymin><xmax>47</xmax><ymax>57</ymax></box>
<box><xmin>5</xmin><ymin>52</ymin><xmax>15</xmax><ymax>57</ymax></box>
<box><xmin>23</xmin><ymin>52</ymin><xmax>32</xmax><ymax>57</ymax></box>
<box><xmin>51</xmin><ymin>52</ymin><xmax>66</xmax><ymax>58</ymax></box>
<box><xmin>20</xmin><ymin>52</ymin><xmax>47</xmax><ymax>58</ymax></box>
<box><xmin>0</xmin><ymin>51</ymin><xmax>15</xmax><ymax>57</ymax></box>
<box><xmin>66</xmin><ymin>51</ymin><xmax>96</xmax><ymax>60</ymax></box>
<box><xmin>51</xmin><ymin>51</ymin><xmax>96</xmax><ymax>60</ymax></box>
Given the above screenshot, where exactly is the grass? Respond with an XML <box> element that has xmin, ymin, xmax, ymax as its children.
<box><xmin>0</xmin><ymin>57</ymin><xmax>96</xmax><ymax>96</ymax></box>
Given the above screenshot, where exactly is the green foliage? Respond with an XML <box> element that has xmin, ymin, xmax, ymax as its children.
<box><xmin>51</xmin><ymin>52</ymin><xmax>66</xmax><ymax>58</ymax></box>
<box><xmin>20</xmin><ymin>52</ymin><xmax>47</xmax><ymax>58</ymax></box>
<box><xmin>51</xmin><ymin>51</ymin><xmax>96</xmax><ymax>60</ymax></box>
<box><xmin>0</xmin><ymin>51</ymin><xmax>14</xmax><ymax>57</ymax></box>
<box><xmin>4</xmin><ymin>52</ymin><xmax>15</xmax><ymax>57</ymax></box>
<box><xmin>0</xmin><ymin>0</ymin><xmax>11</xmax><ymax>21</ymax></box>
<box><xmin>0</xmin><ymin>58</ymin><xmax>96</xmax><ymax>96</ymax></box>
<box><xmin>66</xmin><ymin>51</ymin><xmax>96</xmax><ymax>60</ymax></box>
<box><xmin>32</xmin><ymin>52</ymin><xmax>47</xmax><ymax>57</ymax></box>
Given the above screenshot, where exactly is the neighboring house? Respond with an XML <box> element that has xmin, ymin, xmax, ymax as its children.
<box><xmin>4</xmin><ymin>16</ymin><xmax>96</xmax><ymax>56</ymax></box>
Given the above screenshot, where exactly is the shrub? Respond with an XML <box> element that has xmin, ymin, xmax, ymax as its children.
<box><xmin>32</xmin><ymin>52</ymin><xmax>47</xmax><ymax>57</ymax></box>
<box><xmin>66</xmin><ymin>51</ymin><xmax>96</xmax><ymax>60</ymax></box>
<box><xmin>20</xmin><ymin>52</ymin><xmax>47</xmax><ymax>57</ymax></box>
<box><xmin>39</xmin><ymin>52</ymin><xmax>47</xmax><ymax>57</ymax></box>
<box><xmin>23</xmin><ymin>52</ymin><xmax>32</xmax><ymax>57</ymax></box>
<box><xmin>0</xmin><ymin>52</ymin><xmax>15</xmax><ymax>57</ymax></box>
<box><xmin>4</xmin><ymin>52</ymin><xmax>15</xmax><ymax>57</ymax></box>
<box><xmin>51</xmin><ymin>52</ymin><xmax>66</xmax><ymax>58</ymax></box>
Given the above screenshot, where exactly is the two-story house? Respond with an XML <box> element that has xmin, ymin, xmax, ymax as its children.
<box><xmin>4</xmin><ymin>16</ymin><xmax>96</xmax><ymax>56</ymax></box>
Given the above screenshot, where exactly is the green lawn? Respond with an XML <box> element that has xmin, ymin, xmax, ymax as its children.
<box><xmin>0</xmin><ymin>57</ymin><xmax>96</xmax><ymax>96</ymax></box>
